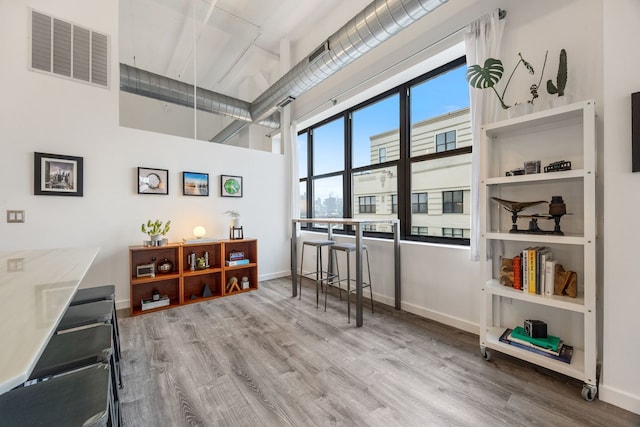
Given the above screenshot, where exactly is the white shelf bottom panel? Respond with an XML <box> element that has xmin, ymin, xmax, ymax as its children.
<box><xmin>484</xmin><ymin>327</ymin><xmax>585</xmax><ymax>381</ymax></box>
<box><xmin>485</xmin><ymin>280</ymin><xmax>585</xmax><ymax>312</ymax></box>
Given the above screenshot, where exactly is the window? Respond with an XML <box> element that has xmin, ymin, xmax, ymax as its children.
<box><xmin>363</xmin><ymin>224</ymin><xmax>377</xmax><ymax>232</ymax></box>
<box><xmin>299</xmin><ymin>56</ymin><xmax>470</xmax><ymax>245</ymax></box>
<box><xmin>379</xmin><ymin>147</ymin><xmax>387</xmax><ymax>163</ymax></box>
<box><xmin>411</xmin><ymin>192</ymin><xmax>428</xmax><ymax>213</ymax></box>
<box><xmin>443</xmin><ymin>228</ymin><xmax>463</xmax><ymax>238</ymax></box>
<box><xmin>443</xmin><ymin>190</ymin><xmax>463</xmax><ymax>213</ymax></box>
<box><xmin>359</xmin><ymin>196</ymin><xmax>376</xmax><ymax>214</ymax></box>
<box><xmin>411</xmin><ymin>226</ymin><xmax>429</xmax><ymax>236</ymax></box>
<box><xmin>436</xmin><ymin>130</ymin><xmax>456</xmax><ymax>152</ymax></box>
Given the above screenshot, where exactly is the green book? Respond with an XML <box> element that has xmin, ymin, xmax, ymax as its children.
<box><xmin>511</xmin><ymin>326</ymin><xmax>561</xmax><ymax>351</ymax></box>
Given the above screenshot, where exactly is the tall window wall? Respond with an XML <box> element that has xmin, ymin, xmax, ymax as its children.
<box><xmin>298</xmin><ymin>57</ymin><xmax>471</xmax><ymax>244</ymax></box>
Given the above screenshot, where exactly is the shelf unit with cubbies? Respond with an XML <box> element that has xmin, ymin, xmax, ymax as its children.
<box><xmin>479</xmin><ymin>100</ymin><xmax>598</xmax><ymax>401</ymax></box>
<box><xmin>129</xmin><ymin>239</ymin><xmax>258</xmax><ymax>316</ymax></box>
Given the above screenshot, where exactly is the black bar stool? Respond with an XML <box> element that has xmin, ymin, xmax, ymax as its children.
<box><xmin>328</xmin><ymin>242</ymin><xmax>374</xmax><ymax>322</ymax></box>
<box><xmin>71</xmin><ymin>285</ymin><xmax>121</xmax><ymax>360</ymax></box>
<box><xmin>56</xmin><ymin>300</ymin><xmax>122</xmax><ymax>388</ymax></box>
<box><xmin>0</xmin><ymin>363</ymin><xmax>115</xmax><ymax>426</ymax></box>
<box><xmin>299</xmin><ymin>239</ymin><xmax>336</xmax><ymax>308</ymax></box>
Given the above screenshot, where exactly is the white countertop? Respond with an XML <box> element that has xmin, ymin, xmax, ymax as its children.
<box><xmin>0</xmin><ymin>247</ymin><xmax>100</xmax><ymax>394</ymax></box>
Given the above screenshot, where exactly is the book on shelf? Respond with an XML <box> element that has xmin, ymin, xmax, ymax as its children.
<box><xmin>512</xmin><ymin>255</ymin><xmax>522</xmax><ymax>290</ymax></box>
<box><xmin>537</xmin><ymin>248</ymin><xmax>552</xmax><ymax>295</ymax></box>
<box><xmin>544</xmin><ymin>258</ymin><xmax>557</xmax><ymax>296</ymax></box>
<box><xmin>528</xmin><ymin>247</ymin><xmax>536</xmax><ymax>294</ymax></box>
<box><xmin>225</xmin><ymin>258</ymin><xmax>249</xmax><ymax>266</ymax></box>
<box><xmin>511</xmin><ymin>326</ymin><xmax>561</xmax><ymax>351</ymax></box>
<box><xmin>499</xmin><ymin>328</ymin><xmax>573</xmax><ymax>364</ymax></box>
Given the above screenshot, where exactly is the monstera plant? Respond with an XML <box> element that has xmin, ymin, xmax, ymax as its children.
<box><xmin>467</xmin><ymin>52</ymin><xmax>547</xmax><ymax>110</ymax></box>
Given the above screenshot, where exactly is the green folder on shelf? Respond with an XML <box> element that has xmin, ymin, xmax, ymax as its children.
<box><xmin>511</xmin><ymin>326</ymin><xmax>561</xmax><ymax>351</ymax></box>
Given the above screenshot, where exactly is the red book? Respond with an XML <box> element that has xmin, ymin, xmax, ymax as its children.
<box><xmin>512</xmin><ymin>255</ymin><xmax>522</xmax><ymax>290</ymax></box>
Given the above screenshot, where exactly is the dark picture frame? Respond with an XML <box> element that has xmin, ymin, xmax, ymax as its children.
<box><xmin>138</xmin><ymin>167</ymin><xmax>169</xmax><ymax>195</ymax></box>
<box><xmin>34</xmin><ymin>152</ymin><xmax>83</xmax><ymax>196</ymax></box>
<box><xmin>632</xmin><ymin>91</ymin><xmax>640</xmax><ymax>172</ymax></box>
<box><xmin>220</xmin><ymin>175</ymin><xmax>243</xmax><ymax>197</ymax></box>
<box><xmin>183</xmin><ymin>171</ymin><xmax>209</xmax><ymax>196</ymax></box>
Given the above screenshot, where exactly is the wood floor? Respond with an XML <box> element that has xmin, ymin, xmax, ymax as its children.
<box><xmin>119</xmin><ymin>278</ymin><xmax>640</xmax><ymax>427</ymax></box>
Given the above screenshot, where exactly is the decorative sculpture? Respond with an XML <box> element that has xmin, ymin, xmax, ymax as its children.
<box><xmin>491</xmin><ymin>196</ymin><xmax>567</xmax><ymax>235</ymax></box>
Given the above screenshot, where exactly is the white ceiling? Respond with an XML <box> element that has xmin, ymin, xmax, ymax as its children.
<box><xmin>119</xmin><ymin>0</ymin><xmax>370</xmax><ymax>102</ymax></box>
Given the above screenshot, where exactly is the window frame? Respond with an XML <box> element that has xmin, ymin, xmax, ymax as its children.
<box><xmin>298</xmin><ymin>56</ymin><xmax>470</xmax><ymax>245</ymax></box>
<box><xmin>443</xmin><ymin>190</ymin><xmax>464</xmax><ymax>214</ymax></box>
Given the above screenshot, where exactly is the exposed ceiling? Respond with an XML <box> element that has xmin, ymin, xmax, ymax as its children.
<box><xmin>119</xmin><ymin>0</ymin><xmax>370</xmax><ymax>103</ymax></box>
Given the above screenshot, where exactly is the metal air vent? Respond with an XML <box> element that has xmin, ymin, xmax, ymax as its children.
<box><xmin>30</xmin><ymin>9</ymin><xmax>110</xmax><ymax>88</ymax></box>
<box><xmin>308</xmin><ymin>41</ymin><xmax>330</xmax><ymax>65</ymax></box>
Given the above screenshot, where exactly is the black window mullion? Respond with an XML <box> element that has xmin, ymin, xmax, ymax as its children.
<box><xmin>344</xmin><ymin>112</ymin><xmax>352</xmax><ymax>223</ymax></box>
<box><xmin>398</xmin><ymin>85</ymin><xmax>410</xmax><ymax>239</ymax></box>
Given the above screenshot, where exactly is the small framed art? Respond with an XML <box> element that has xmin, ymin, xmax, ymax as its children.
<box><xmin>221</xmin><ymin>175</ymin><xmax>242</xmax><ymax>197</ymax></box>
<box><xmin>138</xmin><ymin>167</ymin><xmax>168</xmax><ymax>195</ymax></box>
<box><xmin>183</xmin><ymin>171</ymin><xmax>209</xmax><ymax>196</ymax></box>
<box><xmin>34</xmin><ymin>152</ymin><xmax>83</xmax><ymax>196</ymax></box>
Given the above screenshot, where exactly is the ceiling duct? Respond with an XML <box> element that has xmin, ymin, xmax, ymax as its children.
<box><xmin>247</xmin><ymin>0</ymin><xmax>449</xmax><ymax>124</ymax></box>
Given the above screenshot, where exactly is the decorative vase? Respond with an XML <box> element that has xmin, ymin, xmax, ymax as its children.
<box><xmin>231</xmin><ymin>217</ymin><xmax>241</xmax><ymax>228</ymax></box>
<box><xmin>507</xmin><ymin>103</ymin><xmax>533</xmax><ymax>119</ymax></box>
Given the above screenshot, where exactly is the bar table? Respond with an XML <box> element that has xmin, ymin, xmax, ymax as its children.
<box><xmin>291</xmin><ymin>218</ymin><xmax>400</xmax><ymax>327</ymax></box>
<box><xmin>0</xmin><ymin>247</ymin><xmax>100</xmax><ymax>394</ymax></box>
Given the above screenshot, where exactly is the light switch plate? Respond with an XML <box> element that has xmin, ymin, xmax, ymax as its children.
<box><xmin>7</xmin><ymin>210</ymin><xmax>24</xmax><ymax>223</ymax></box>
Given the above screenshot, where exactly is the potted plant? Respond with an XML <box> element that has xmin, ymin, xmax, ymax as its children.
<box><xmin>466</xmin><ymin>51</ymin><xmax>547</xmax><ymax>117</ymax></box>
<box><xmin>225</xmin><ymin>210</ymin><xmax>240</xmax><ymax>228</ymax></box>
<box><xmin>141</xmin><ymin>219</ymin><xmax>171</xmax><ymax>246</ymax></box>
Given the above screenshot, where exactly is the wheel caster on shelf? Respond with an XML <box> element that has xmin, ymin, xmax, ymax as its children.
<box><xmin>480</xmin><ymin>347</ymin><xmax>491</xmax><ymax>361</ymax></box>
<box><xmin>582</xmin><ymin>384</ymin><xmax>597</xmax><ymax>401</ymax></box>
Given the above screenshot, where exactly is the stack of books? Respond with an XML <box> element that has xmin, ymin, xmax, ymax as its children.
<box><xmin>225</xmin><ymin>250</ymin><xmax>249</xmax><ymax>266</ymax></box>
<box><xmin>510</xmin><ymin>246</ymin><xmax>557</xmax><ymax>295</ymax></box>
<box><xmin>141</xmin><ymin>294</ymin><xmax>170</xmax><ymax>311</ymax></box>
<box><xmin>499</xmin><ymin>326</ymin><xmax>573</xmax><ymax>363</ymax></box>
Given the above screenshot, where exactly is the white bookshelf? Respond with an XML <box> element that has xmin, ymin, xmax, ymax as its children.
<box><xmin>479</xmin><ymin>100</ymin><xmax>598</xmax><ymax>401</ymax></box>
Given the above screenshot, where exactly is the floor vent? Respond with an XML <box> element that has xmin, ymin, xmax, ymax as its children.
<box><xmin>30</xmin><ymin>9</ymin><xmax>109</xmax><ymax>88</ymax></box>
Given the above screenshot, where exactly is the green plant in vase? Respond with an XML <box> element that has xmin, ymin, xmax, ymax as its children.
<box><xmin>141</xmin><ymin>219</ymin><xmax>171</xmax><ymax>246</ymax></box>
<box><xmin>466</xmin><ymin>51</ymin><xmax>547</xmax><ymax>113</ymax></box>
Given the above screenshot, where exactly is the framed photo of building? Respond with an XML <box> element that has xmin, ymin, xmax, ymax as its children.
<box><xmin>221</xmin><ymin>175</ymin><xmax>242</xmax><ymax>197</ymax></box>
<box><xmin>138</xmin><ymin>167</ymin><xmax>169</xmax><ymax>195</ymax></box>
<box><xmin>34</xmin><ymin>152</ymin><xmax>83</xmax><ymax>196</ymax></box>
<box><xmin>183</xmin><ymin>171</ymin><xmax>209</xmax><ymax>196</ymax></box>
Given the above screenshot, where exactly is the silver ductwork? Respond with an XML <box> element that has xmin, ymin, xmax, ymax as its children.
<box><xmin>248</xmin><ymin>0</ymin><xmax>449</xmax><ymax>123</ymax></box>
<box><xmin>121</xmin><ymin>0</ymin><xmax>448</xmax><ymax>143</ymax></box>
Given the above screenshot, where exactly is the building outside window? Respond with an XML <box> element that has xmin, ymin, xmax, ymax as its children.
<box><xmin>391</xmin><ymin>194</ymin><xmax>398</xmax><ymax>214</ymax></box>
<box><xmin>436</xmin><ymin>130</ymin><xmax>456</xmax><ymax>152</ymax></box>
<box><xmin>379</xmin><ymin>147</ymin><xmax>387</xmax><ymax>163</ymax></box>
<box><xmin>443</xmin><ymin>190</ymin><xmax>463</xmax><ymax>214</ymax></box>
<box><xmin>359</xmin><ymin>196</ymin><xmax>376</xmax><ymax>214</ymax></box>
<box><xmin>411</xmin><ymin>192</ymin><xmax>428</xmax><ymax>213</ymax></box>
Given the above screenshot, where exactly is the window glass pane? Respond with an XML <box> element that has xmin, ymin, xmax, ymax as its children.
<box><xmin>299</xmin><ymin>181</ymin><xmax>307</xmax><ymax>219</ymax></box>
<box><xmin>312</xmin><ymin>175</ymin><xmax>343</xmax><ymax>226</ymax></box>
<box><xmin>298</xmin><ymin>132</ymin><xmax>308</xmax><ymax>178</ymax></box>
<box><xmin>410</xmin><ymin>64</ymin><xmax>470</xmax><ymax>157</ymax></box>
<box><xmin>410</xmin><ymin>153</ymin><xmax>471</xmax><ymax>238</ymax></box>
<box><xmin>352</xmin><ymin>95</ymin><xmax>399</xmax><ymax>168</ymax></box>
<box><xmin>352</xmin><ymin>166</ymin><xmax>397</xmax><ymax>233</ymax></box>
<box><xmin>313</xmin><ymin>117</ymin><xmax>344</xmax><ymax>175</ymax></box>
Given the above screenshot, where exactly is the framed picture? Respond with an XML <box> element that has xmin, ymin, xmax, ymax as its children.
<box><xmin>34</xmin><ymin>152</ymin><xmax>83</xmax><ymax>196</ymax></box>
<box><xmin>221</xmin><ymin>175</ymin><xmax>243</xmax><ymax>197</ymax></box>
<box><xmin>138</xmin><ymin>167</ymin><xmax>169</xmax><ymax>195</ymax></box>
<box><xmin>183</xmin><ymin>171</ymin><xmax>209</xmax><ymax>196</ymax></box>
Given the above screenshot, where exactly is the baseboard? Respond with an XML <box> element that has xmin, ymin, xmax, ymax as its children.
<box><xmin>259</xmin><ymin>270</ymin><xmax>290</xmax><ymax>281</ymax></box>
<box><xmin>116</xmin><ymin>298</ymin><xmax>129</xmax><ymax>311</ymax></box>
<box><xmin>376</xmin><ymin>293</ymin><xmax>479</xmax><ymax>335</ymax></box>
<box><xmin>599</xmin><ymin>383</ymin><xmax>640</xmax><ymax>415</ymax></box>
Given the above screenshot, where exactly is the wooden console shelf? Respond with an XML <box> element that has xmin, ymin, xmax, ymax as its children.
<box><xmin>129</xmin><ymin>239</ymin><xmax>258</xmax><ymax>316</ymax></box>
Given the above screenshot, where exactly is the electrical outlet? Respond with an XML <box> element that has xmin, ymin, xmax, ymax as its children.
<box><xmin>6</xmin><ymin>210</ymin><xmax>24</xmax><ymax>223</ymax></box>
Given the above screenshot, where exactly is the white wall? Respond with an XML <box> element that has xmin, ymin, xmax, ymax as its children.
<box><xmin>0</xmin><ymin>0</ymin><xmax>291</xmax><ymax>313</ymax></box>
<box><xmin>601</xmin><ymin>0</ymin><xmax>640</xmax><ymax>415</ymax></box>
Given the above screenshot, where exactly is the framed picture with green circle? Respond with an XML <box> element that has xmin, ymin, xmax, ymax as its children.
<box><xmin>220</xmin><ymin>174</ymin><xmax>243</xmax><ymax>197</ymax></box>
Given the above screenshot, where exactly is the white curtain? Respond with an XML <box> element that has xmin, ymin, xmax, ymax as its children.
<box><xmin>465</xmin><ymin>10</ymin><xmax>504</xmax><ymax>261</ymax></box>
